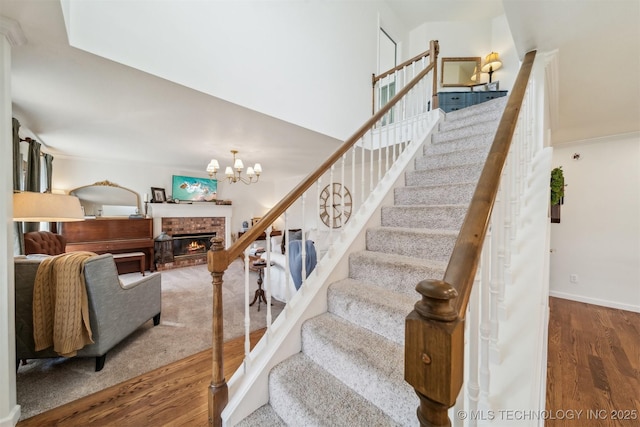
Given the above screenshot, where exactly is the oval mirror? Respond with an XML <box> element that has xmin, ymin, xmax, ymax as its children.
<box><xmin>69</xmin><ymin>180</ymin><xmax>141</xmax><ymax>217</ymax></box>
<box><xmin>441</xmin><ymin>57</ymin><xmax>481</xmax><ymax>87</ymax></box>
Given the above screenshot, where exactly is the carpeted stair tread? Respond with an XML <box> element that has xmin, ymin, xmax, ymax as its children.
<box><xmin>438</xmin><ymin>104</ymin><xmax>505</xmax><ymax>132</ymax></box>
<box><xmin>405</xmin><ymin>163</ymin><xmax>484</xmax><ymax>187</ymax></box>
<box><xmin>431</xmin><ymin>121</ymin><xmax>498</xmax><ymax>144</ymax></box>
<box><xmin>327</xmin><ymin>278</ymin><xmax>415</xmax><ymax>345</ymax></box>
<box><xmin>425</xmin><ymin>132</ymin><xmax>495</xmax><ymax>156</ymax></box>
<box><xmin>381</xmin><ymin>204</ymin><xmax>468</xmax><ymax>229</ymax></box>
<box><xmin>269</xmin><ymin>353</ymin><xmax>401</xmax><ymax>427</ymax></box>
<box><xmin>366</xmin><ymin>226</ymin><xmax>458</xmax><ymax>261</ymax></box>
<box><xmin>415</xmin><ymin>146</ymin><xmax>489</xmax><ymax>170</ymax></box>
<box><xmin>349</xmin><ymin>251</ymin><xmax>446</xmax><ymax>297</ymax></box>
<box><xmin>302</xmin><ymin>313</ymin><xmax>417</xmax><ymax>426</ymax></box>
<box><xmin>235</xmin><ymin>403</ymin><xmax>286</xmax><ymax>427</ymax></box>
<box><xmin>394</xmin><ymin>181</ymin><xmax>476</xmax><ymax>205</ymax></box>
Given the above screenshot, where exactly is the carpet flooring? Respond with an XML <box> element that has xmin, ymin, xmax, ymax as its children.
<box><xmin>16</xmin><ymin>259</ymin><xmax>284</xmax><ymax>420</ymax></box>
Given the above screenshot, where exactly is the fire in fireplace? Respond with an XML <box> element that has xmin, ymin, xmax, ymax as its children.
<box><xmin>172</xmin><ymin>232</ymin><xmax>216</xmax><ymax>259</ymax></box>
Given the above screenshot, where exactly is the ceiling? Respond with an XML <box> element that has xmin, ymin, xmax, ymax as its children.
<box><xmin>2</xmin><ymin>0</ymin><xmax>639</xmax><ymax>180</ymax></box>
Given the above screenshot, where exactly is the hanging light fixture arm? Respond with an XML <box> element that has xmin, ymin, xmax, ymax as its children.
<box><xmin>206</xmin><ymin>150</ymin><xmax>262</xmax><ymax>185</ymax></box>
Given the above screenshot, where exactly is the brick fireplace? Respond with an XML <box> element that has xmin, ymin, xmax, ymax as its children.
<box><xmin>157</xmin><ymin>216</ymin><xmax>225</xmax><ymax>270</ymax></box>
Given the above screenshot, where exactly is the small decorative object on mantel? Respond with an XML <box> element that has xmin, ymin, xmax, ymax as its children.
<box><xmin>215</xmin><ymin>200</ymin><xmax>232</xmax><ymax>205</ymax></box>
<box><xmin>150</xmin><ymin>187</ymin><xmax>166</xmax><ymax>203</ymax></box>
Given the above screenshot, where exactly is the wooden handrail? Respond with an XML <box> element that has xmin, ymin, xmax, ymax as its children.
<box><xmin>448</xmin><ymin>50</ymin><xmax>536</xmax><ymax>317</ymax></box>
<box><xmin>208</xmin><ymin>40</ymin><xmax>440</xmax><ymax>426</ymax></box>
<box><xmin>371</xmin><ymin>42</ymin><xmax>439</xmax><ymax>116</ymax></box>
<box><xmin>373</xmin><ymin>47</ymin><xmax>433</xmax><ymax>83</ymax></box>
<box><xmin>405</xmin><ymin>50</ymin><xmax>537</xmax><ymax>427</ymax></box>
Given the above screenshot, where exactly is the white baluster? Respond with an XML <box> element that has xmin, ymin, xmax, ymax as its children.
<box><xmin>341</xmin><ymin>154</ymin><xmax>346</xmax><ymax>230</ymax></box>
<box><xmin>480</xmin><ymin>234</ymin><xmax>492</xmax><ymax>408</ymax></box>
<box><xmin>503</xmin><ymin>153</ymin><xmax>513</xmax><ymax>275</ymax></box>
<box><xmin>300</xmin><ymin>193</ymin><xmax>307</xmax><ymax>294</ymax></box>
<box><xmin>361</xmin><ymin>137</ymin><xmax>366</xmax><ymax>208</ymax></box>
<box><xmin>265</xmin><ymin>225</ymin><xmax>273</xmax><ymax>327</ymax></box>
<box><xmin>351</xmin><ymin>146</ymin><xmax>356</xmax><ymax>218</ymax></box>
<box><xmin>243</xmin><ymin>247</ymin><xmax>251</xmax><ymax>363</ymax></box>
<box><xmin>468</xmin><ymin>267</ymin><xmax>481</xmax><ymax>426</ymax></box>
<box><xmin>370</xmin><ymin>125</ymin><xmax>375</xmax><ymax>193</ymax></box>
<box><xmin>284</xmin><ymin>211</ymin><xmax>291</xmax><ymax>304</ymax></box>
<box><xmin>329</xmin><ymin>165</ymin><xmax>335</xmax><ymax>238</ymax></box>
<box><xmin>385</xmin><ymin>105</ymin><xmax>390</xmax><ymax>174</ymax></box>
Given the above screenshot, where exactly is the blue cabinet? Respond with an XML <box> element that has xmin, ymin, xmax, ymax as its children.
<box><xmin>438</xmin><ymin>90</ymin><xmax>508</xmax><ymax>113</ymax></box>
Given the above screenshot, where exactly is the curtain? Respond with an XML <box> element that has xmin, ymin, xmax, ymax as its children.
<box><xmin>23</xmin><ymin>139</ymin><xmax>42</xmax><ymax>233</ymax></box>
<box><xmin>43</xmin><ymin>153</ymin><xmax>53</xmax><ymax>193</ymax></box>
<box><xmin>26</xmin><ymin>138</ymin><xmax>41</xmax><ymax>192</ymax></box>
<box><xmin>12</xmin><ymin>118</ymin><xmax>24</xmax><ymax>254</ymax></box>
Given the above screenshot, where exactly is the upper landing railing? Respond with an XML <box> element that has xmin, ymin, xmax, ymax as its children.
<box><xmin>206</xmin><ymin>40</ymin><xmax>440</xmax><ymax>426</ymax></box>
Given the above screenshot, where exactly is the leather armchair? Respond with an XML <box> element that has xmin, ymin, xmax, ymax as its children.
<box><xmin>15</xmin><ymin>253</ymin><xmax>162</xmax><ymax>371</ymax></box>
<box><xmin>24</xmin><ymin>231</ymin><xmax>67</xmax><ymax>255</ymax></box>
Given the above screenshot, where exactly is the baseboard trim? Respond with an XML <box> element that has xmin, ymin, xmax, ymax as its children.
<box><xmin>0</xmin><ymin>404</ymin><xmax>20</xmax><ymax>427</ymax></box>
<box><xmin>549</xmin><ymin>290</ymin><xmax>640</xmax><ymax>313</ymax></box>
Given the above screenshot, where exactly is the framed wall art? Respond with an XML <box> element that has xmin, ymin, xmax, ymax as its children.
<box><xmin>150</xmin><ymin>187</ymin><xmax>166</xmax><ymax>203</ymax></box>
<box><xmin>171</xmin><ymin>175</ymin><xmax>217</xmax><ymax>202</ymax></box>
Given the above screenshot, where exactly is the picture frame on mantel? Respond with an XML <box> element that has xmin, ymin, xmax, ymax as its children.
<box><xmin>150</xmin><ymin>187</ymin><xmax>166</xmax><ymax>203</ymax></box>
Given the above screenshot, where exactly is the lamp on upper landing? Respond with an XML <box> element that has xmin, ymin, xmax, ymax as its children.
<box><xmin>13</xmin><ymin>191</ymin><xmax>84</xmax><ymax>222</ymax></box>
<box><xmin>481</xmin><ymin>52</ymin><xmax>502</xmax><ymax>83</ymax></box>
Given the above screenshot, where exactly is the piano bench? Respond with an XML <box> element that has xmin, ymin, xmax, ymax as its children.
<box><xmin>113</xmin><ymin>252</ymin><xmax>146</xmax><ymax>276</ymax></box>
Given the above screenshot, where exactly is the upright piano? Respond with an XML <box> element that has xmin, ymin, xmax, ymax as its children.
<box><xmin>59</xmin><ymin>218</ymin><xmax>155</xmax><ymax>274</ymax></box>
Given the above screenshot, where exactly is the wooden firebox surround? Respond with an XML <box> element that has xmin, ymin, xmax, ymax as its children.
<box><xmin>150</xmin><ymin>203</ymin><xmax>232</xmax><ymax>270</ymax></box>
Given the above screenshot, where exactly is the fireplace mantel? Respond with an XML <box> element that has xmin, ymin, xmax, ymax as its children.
<box><xmin>149</xmin><ymin>203</ymin><xmax>232</xmax><ymax>248</ymax></box>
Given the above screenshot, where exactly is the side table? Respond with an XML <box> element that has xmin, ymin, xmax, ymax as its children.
<box><xmin>249</xmin><ymin>260</ymin><xmax>273</xmax><ymax>311</ymax></box>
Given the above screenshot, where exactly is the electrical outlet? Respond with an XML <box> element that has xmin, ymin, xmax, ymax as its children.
<box><xmin>570</xmin><ymin>274</ymin><xmax>579</xmax><ymax>284</ymax></box>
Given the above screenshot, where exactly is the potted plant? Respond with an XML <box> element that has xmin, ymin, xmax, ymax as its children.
<box><xmin>550</xmin><ymin>167</ymin><xmax>564</xmax><ymax>205</ymax></box>
<box><xmin>550</xmin><ymin>167</ymin><xmax>564</xmax><ymax>223</ymax></box>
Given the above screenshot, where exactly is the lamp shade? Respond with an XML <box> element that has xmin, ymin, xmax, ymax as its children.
<box><xmin>481</xmin><ymin>52</ymin><xmax>502</xmax><ymax>73</ymax></box>
<box><xmin>13</xmin><ymin>192</ymin><xmax>84</xmax><ymax>222</ymax></box>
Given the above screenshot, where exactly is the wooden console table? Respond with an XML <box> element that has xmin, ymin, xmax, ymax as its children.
<box><xmin>438</xmin><ymin>90</ymin><xmax>508</xmax><ymax>113</ymax></box>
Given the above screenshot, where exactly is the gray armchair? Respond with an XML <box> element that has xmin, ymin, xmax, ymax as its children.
<box><xmin>15</xmin><ymin>253</ymin><xmax>161</xmax><ymax>371</ymax></box>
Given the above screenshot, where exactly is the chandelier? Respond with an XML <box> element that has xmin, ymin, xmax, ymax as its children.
<box><xmin>206</xmin><ymin>150</ymin><xmax>262</xmax><ymax>185</ymax></box>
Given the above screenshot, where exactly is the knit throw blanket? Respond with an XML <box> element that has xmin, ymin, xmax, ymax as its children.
<box><xmin>32</xmin><ymin>251</ymin><xmax>97</xmax><ymax>357</ymax></box>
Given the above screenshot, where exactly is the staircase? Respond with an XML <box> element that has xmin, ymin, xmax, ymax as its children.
<box><xmin>237</xmin><ymin>97</ymin><xmax>508</xmax><ymax>426</ymax></box>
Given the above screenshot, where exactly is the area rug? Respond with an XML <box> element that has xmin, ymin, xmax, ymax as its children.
<box><xmin>15</xmin><ymin>259</ymin><xmax>284</xmax><ymax>420</ymax></box>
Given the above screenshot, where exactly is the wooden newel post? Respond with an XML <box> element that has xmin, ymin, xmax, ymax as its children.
<box><xmin>207</xmin><ymin>237</ymin><xmax>229</xmax><ymax>427</ymax></box>
<box><xmin>431</xmin><ymin>40</ymin><xmax>439</xmax><ymax>110</ymax></box>
<box><xmin>405</xmin><ymin>279</ymin><xmax>463</xmax><ymax>427</ymax></box>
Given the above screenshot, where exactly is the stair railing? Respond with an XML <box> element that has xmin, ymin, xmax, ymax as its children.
<box><xmin>404</xmin><ymin>50</ymin><xmax>537</xmax><ymax>426</ymax></box>
<box><xmin>372</xmin><ymin>43</ymin><xmax>440</xmax><ymax>117</ymax></box>
<box><xmin>207</xmin><ymin>40</ymin><xmax>440</xmax><ymax>427</ymax></box>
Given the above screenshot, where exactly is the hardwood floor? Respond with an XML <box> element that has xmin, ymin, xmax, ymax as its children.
<box><xmin>546</xmin><ymin>297</ymin><xmax>640</xmax><ymax>427</ymax></box>
<box><xmin>17</xmin><ymin>298</ymin><xmax>640</xmax><ymax>426</ymax></box>
<box><xmin>17</xmin><ymin>329</ymin><xmax>266</xmax><ymax>427</ymax></box>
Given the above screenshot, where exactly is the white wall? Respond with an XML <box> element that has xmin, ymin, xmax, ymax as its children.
<box><xmin>52</xmin><ymin>156</ymin><xmax>277</xmax><ymax>237</ymax></box>
<box><xmin>61</xmin><ymin>0</ymin><xmax>407</xmax><ymax>141</ymax></box>
<box><xmin>549</xmin><ymin>133</ymin><xmax>640</xmax><ymax>312</ymax></box>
